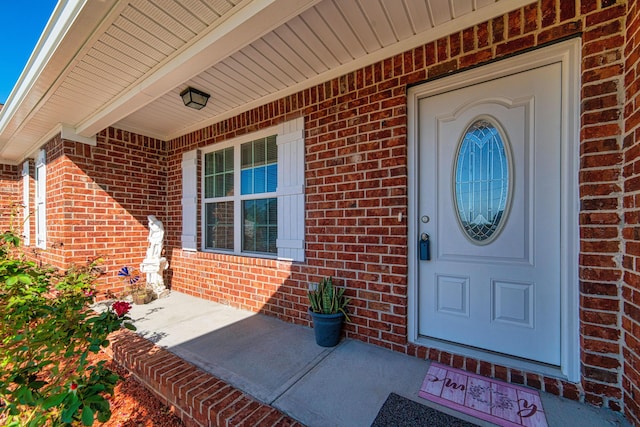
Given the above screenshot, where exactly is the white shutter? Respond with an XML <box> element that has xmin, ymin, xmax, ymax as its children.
<box><xmin>22</xmin><ymin>161</ymin><xmax>30</xmax><ymax>246</ymax></box>
<box><xmin>276</xmin><ymin>117</ymin><xmax>305</xmax><ymax>261</ymax></box>
<box><xmin>181</xmin><ymin>149</ymin><xmax>199</xmax><ymax>251</ymax></box>
<box><xmin>35</xmin><ymin>150</ymin><xmax>46</xmax><ymax>249</ymax></box>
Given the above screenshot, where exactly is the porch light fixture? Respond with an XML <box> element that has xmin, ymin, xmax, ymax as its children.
<box><xmin>180</xmin><ymin>87</ymin><xmax>210</xmax><ymax>110</ymax></box>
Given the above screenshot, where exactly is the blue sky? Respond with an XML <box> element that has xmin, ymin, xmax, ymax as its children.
<box><xmin>0</xmin><ymin>1</ymin><xmax>58</xmax><ymax>104</ymax></box>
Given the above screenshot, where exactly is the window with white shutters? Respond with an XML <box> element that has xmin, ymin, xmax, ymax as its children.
<box><xmin>181</xmin><ymin>118</ymin><xmax>305</xmax><ymax>261</ymax></box>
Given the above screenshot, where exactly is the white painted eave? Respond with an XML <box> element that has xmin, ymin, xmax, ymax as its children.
<box><xmin>163</xmin><ymin>0</ymin><xmax>536</xmax><ymax>141</ymax></box>
<box><xmin>0</xmin><ymin>0</ymin><xmax>537</xmax><ymax>164</ymax></box>
<box><xmin>0</xmin><ymin>0</ymin><xmax>120</xmax><ymax>163</ymax></box>
<box><xmin>76</xmin><ymin>0</ymin><xmax>321</xmax><ymax>138</ymax></box>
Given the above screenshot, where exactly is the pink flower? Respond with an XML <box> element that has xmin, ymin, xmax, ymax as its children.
<box><xmin>112</xmin><ymin>301</ymin><xmax>132</xmax><ymax>317</ymax></box>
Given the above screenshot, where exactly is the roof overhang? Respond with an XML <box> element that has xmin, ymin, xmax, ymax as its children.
<box><xmin>0</xmin><ymin>0</ymin><xmax>534</xmax><ymax>164</ymax></box>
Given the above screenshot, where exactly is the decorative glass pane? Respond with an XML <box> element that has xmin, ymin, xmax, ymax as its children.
<box><xmin>205</xmin><ymin>202</ymin><xmax>234</xmax><ymax>250</ymax></box>
<box><xmin>242</xmin><ymin>198</ymin><xmax>277</xmax><ymax>254</ymax></box>
<box><xmin>454</xmin><ymin>118</ymin><xmax>510</xmax><ymax>243</ymax></box>
<box><xmin>241</xmin><ymin>136</ymin><xmax>277</xmax><ymax>195</ymax></box>
<box><xmin>204</xmin><ymin>147</ymin><xmax>234</xmax><ymax>198</ymax></box>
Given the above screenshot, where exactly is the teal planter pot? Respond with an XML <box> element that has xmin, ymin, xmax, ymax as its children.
<box><xmin>309</xmin><ymin>308</ymin><xmax>345</xmax><ymax>347</ymax></box>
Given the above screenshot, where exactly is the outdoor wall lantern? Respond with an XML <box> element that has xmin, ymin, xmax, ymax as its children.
<box><xmin>180</xmin><ymin>87</ymin><xmax>210</xmax><ymax>110</ymax></box>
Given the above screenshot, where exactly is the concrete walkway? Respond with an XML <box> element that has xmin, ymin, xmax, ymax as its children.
<box><xmin>124</xmin><ymin>291</ymin><xmax>631</xmax><ymax>427</ymax></box>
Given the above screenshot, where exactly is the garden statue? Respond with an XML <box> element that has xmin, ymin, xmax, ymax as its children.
<box><xmin>140</xmin><ymin>215</ymin><xmax>169</xmax><ymax>297</ymax></box>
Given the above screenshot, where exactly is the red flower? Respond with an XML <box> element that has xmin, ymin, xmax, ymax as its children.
<box><xmin>70</xmin><ymin>383</ymin><xmax>78</xmax><ymax>391</ymax></box>
<box><xmin>112</xmin><ymin>301</ymin><xmax>132</xmax><ymax>317</ymax></box>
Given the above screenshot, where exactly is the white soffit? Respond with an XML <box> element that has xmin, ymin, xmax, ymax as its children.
<box><xmin>0</xmin><ymin>0</ymin><xmax>536</xmax><ymax>163</ymax></box>
<box><xmin>116</xmin><ymin>0</ymin><xmax>536</xmax><ymax>141</ymax></box>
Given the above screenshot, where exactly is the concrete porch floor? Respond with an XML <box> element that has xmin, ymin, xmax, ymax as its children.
<box><xmin>117</xmin><ymin>291</ymin><xmax>631</xmax><ymax>427</ymax></box>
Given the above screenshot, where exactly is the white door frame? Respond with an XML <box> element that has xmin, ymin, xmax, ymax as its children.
<box><xmin>407</xmin><ymin>38</ymin><xmax>581</xmax><ymax>382</ymax></box>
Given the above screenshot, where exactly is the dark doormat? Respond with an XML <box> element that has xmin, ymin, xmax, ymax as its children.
<box><xmin>371</xmin><ymin>392</ymin><xmax>479</xmax><ymax>427</ymax></box>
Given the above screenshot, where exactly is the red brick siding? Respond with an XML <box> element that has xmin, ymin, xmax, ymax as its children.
<box><xmin>34</xmin><ymin>129</ymin><xmax>166</xmax><ymax>295</ymax></box>
<box><xmin>623</xmin><ymin>0</ymin><xmax>640</xmax><ymax>424</ymax></box>
<box><xmin>579</xmin><ymin>0</ymin><xmax>628</xmax><ymax>410</ymax></box>
<box><xmin>0</xmin><ymin>164</ymin><xmax>20</xmax><ymax>234</ymax></box>
<box><xmin>163</xmin><ymin>0</ymin><xmax>629</xmax><ymax>411</ymax></box>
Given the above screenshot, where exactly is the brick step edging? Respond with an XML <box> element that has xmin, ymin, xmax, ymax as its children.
<box><xmin>105</xmin><ymin>330</ymin><xmax>303</xmax><ymax>427</ymax></box>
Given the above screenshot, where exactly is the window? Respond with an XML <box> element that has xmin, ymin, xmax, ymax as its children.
<box><xmin>203</xmin><ymin>135</ymin><xmax>279</xmax><ymax>256</ymax></box>
<box><xmin>453</xmin><ymin>117</ymin><xmax>511</xmax><ymax>244</ymax></box>
<box><xmin>182</xmin><ymin>118</ymin><xmax>305</xmax><ymax>261</ymax></box>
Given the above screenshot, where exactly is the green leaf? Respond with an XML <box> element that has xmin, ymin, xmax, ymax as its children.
<box><xmin>97</xmin><ymin>409</ymin><xmax>112</xmax><ymax>423</ymax></box>
<box><xmin>81</xmin><ymin>406</ymin><xmax>95</xmax><ymax>426</ymax></box>
<box><xmin>28</xmin><ymin>380</ymin><xmax>47</xmax><ymax>390</ymax></box>
<box><xmin>42</xmin><ymin>392</ymin><xmax>67</xmax><ymax>409</ymax></box>
<box><xmin>61</xmin><ymin>396</ymin><xmax>81</xmax><ymax>423</ymax></box>
<box><xmin>17</xmin><ymin>274</ymin><xmax>33</xmax><ymax>284</ymax></box>
<box><xmin>83</xmin><ymin>394</ymin><xmax>106</xmax><ymax>404</ymax></box>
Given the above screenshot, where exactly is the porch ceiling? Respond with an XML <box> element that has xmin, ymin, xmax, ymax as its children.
<box><xmin>0</xmin><ymin>0</ymin><xmax>532</xmax><ymax>164</ymax></box>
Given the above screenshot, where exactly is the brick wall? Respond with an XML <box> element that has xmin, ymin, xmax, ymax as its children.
<box><xmin>33</xmin><ymin>129</ymin><xmax>167</xmax><ymax>295</ymax></box>
<box><xmin>164</xmin><ymin>0</ymin><xmax>630</xmax><ymax>411</ymax></box>
<box><xmin>0</xmin><ymin>164</ymin><xmax>20</xmax><ymax>234</ymax></box>
<box><xmin>623</xmin><ymin>0</ymin><xmax>640</xmax><ymax>424</ymax></box>
<box><xmin>579</xmin><ymin>0</ymin><xmax>628</xmax><ymax>410</ymax></box>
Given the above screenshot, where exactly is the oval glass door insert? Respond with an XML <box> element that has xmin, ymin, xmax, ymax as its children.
<box><xmin>453</xmin><ymin>117</ymin><xmax>511</xmax><ymax>244</ymax></box>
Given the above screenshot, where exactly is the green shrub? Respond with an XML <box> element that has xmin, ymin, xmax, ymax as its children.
<box><xmin>0</xmin><ymin>230</ymin><xmax>135</xmax><ymax>426</ymax></box>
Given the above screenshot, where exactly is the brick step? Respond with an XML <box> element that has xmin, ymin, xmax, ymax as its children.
<box><xmin>106</xmin><ymin>330</ymin><xmax>303</xmax><ymax>427</ymax></box>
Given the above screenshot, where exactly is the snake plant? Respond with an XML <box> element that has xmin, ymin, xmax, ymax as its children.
<box><xmin>308</xmin><ymin>276</ymin><xmax>351</xmax><ymax>322</ymax></box>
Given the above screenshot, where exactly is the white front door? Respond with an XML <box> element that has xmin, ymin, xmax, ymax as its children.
<box><xmin>416</xmin><ymin>63</ymin><xmax>562</xmax><ymax>365</ymax></box>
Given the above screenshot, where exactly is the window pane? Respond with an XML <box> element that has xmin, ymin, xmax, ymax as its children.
<box><xmin>454</xmin><ymin>118</ymin><xmax>510</xmax><ymax>243</ymax></box>
<box><xmin>266</xmin><ymin>135</ymin><xmax>277</xmax><ymax>163</ymax></box>
<box><xmin>205</xmin><ymin>202</ymin><xmax>234</xmax><ymax>250</ymax></box>
<box><xmin>242</xmin><ymin>198</ymin><xmax>277</xmax><ymax>254</ymax></box>
<box><xmin>204</xmin><ymin>176</ymin><xmax>214</xmax><ymax>199</ymax></box>
<box><xmin>241</xmin><ymin>143</ymin><xmax>252</xmax><ymax>169</ymax></box>
<box><xmin>267</xmin><ymin>164</ymin><xmax>277</xmax><ymax>192</ymax></box>
<box><xmin>204</xmin><ymin>152</ymin><xmax>214</xmax><ymax>175</ymax></box>
<box><xmin>205</xmin><ymin>147</ymin><xmax>234</xmax><ymax>197</ymax></box>
<box><xmin>241</xmin><ymin>136</ymin><xmax>277</xmax><ymax>195</ymax></box>
<box><xmin>224</xmin><ymin>173</ymin><xmax>233</xmax><ymax>196</ymax></box>
<box><xmin>254</xmin><ymin>139</ymin><xmax>266</xmax><ymax>165</ymax></box>
<box><xmin>254</xmin><ymin>166</ymin><xmax>266</xmax><ymax>194</ymax></box>
<box><xmin>241</xmin><ymin>169</ymin><xmax>253</xmax><ymax>195</ymax></box>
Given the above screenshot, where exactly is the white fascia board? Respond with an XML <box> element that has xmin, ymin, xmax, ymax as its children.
<box><xmin>75</xmin><ymin>0</ymin><xmax>322</xmax><ymax>138</ymax></box>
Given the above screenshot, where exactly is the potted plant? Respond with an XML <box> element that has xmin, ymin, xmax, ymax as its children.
<box><xmin>307</xmin><ymin>276</ymin><xmax>351</xmax><ymax>347</ymax></box>
<box><xmin>118</xmin><ymin>266</ymin><xmax>155</xmax><ymax>305</ymax></box>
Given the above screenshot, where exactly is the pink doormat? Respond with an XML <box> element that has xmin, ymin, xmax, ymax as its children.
<box><xmin>419</xmin><ymin>363</ymin><xmax>548</xmax><ymax>427</ymax></box>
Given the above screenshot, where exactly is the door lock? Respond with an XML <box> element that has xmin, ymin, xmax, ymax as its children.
<box><xmin>419</xmin><ymin>233</ymin><xmax>430</xmax><ymax>261</ymax></box>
